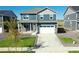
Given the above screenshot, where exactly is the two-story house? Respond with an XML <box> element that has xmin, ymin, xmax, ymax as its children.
<box><xmin>64</xmin><ymin>6</ymin><xmax>79</xmax><ymax>31</ymax></box>
<box><xmin>0</xmin><ymin>10</ymin><xmax>17</xmax><ymax>33</ymax></box>
<box><xmin>18</xmin><ymin>8</ymin><xmax>57</xmax><ymax>34</ymax></box>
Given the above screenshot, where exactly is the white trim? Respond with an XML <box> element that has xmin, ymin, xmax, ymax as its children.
<box><xmin>76</xmin><ymin>13</ymin><xmax>77</xmax><ymax>19</ymax></box>
<box><xmin>36</xmin><ymin>15</ymin><xmax>38</xmax><ymax>32</ymax></box>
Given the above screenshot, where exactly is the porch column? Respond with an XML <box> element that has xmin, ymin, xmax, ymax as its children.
<box><xmin>36</xmin><ymin>23</ymin><xmax>37</xmax><ymax>32</ymax></box>
<box><xmin>30</xmin><ymin>23</ymin><xmax>31</xmax><ymax>31</ymax></box>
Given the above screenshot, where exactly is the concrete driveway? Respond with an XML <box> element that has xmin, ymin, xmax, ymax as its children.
<box><xmin>34</xmin><ymin>33</ymin><xmax>64</xmax><ymax>53</ymax></box>
<box><xmin>37</xmin><ymin>33</ymin><xmax>63</xmax><ymax>47</ymax></box>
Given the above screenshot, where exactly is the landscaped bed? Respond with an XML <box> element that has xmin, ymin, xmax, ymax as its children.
<box><xmin>0</xmin><ymin>36</ymin><xmax>36</xmax><ymax>47</ymax></box>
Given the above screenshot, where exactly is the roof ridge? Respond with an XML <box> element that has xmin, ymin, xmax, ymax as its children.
<box><xmin>21</xmin><ymin>8</ymin><xmax>55</xmax><ymax>15</ymax></box>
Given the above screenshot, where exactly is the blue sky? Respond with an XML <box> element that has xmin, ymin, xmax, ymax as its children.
<box><xmin>0</xmin><ymin>6</ymin><xmax>67</xmax><ymax>20</ymax></box>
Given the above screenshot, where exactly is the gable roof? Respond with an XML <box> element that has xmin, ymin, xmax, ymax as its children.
<box><xmin>64</xmin><ymin>6</ymin><xmax>79</xmax><ymax>15</ymax></box>
<box><xmin>21</xmin><ymin>8</ymin><xmax>56</xmax><ymax>15</ymax></box>
<box><xmin>0</xmin><ymin>10</ymin><xmax>17</xmax><ymax>17</ymax></box>
<box><xmin>70</xmin><ymin>6</ymin><xmax>79</xmax><ymax>11</ymax></box>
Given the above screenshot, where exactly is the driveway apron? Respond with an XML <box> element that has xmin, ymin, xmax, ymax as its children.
<box><xmin>35</xmin><ymin>33</ymin><xmax>64</xmax><ymax>53</ymax></box>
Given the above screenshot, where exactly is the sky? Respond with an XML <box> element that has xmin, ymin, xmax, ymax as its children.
<box><xmin>0</xmin><ymin>6</ymin><xmax>67</xmax><ymax>20</ymax></box>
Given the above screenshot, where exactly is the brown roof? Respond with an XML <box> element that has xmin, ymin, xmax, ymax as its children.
<box><xmin>21</xmin><ymin>8</ymin><xmax>56</xmax><ymax>15</ymax></box>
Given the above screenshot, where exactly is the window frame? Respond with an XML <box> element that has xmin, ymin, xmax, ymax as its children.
<box><xmin>50</xmin><ymin>14</ymin><xmax>53</xmax><ymax>20</ymax></box>
<box><xmin>22</xmin><ymin>15</ymin><xmax>29</xmax><ymax>20</ymax></box>
<box><xmin>40</xmin><ymin>14</ymin><xmax>44</xmax><ymax>20</ymax></box>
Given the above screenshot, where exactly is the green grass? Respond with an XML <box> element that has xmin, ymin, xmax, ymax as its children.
<box><xmin>0</xmin><ymin>36</ymin><xmax>36</xmax><ymax>47</ymax></box>
<box><xmin>0</xmin><ymin>51</ymin><xmax>35</xmax><ymax>53</ymax></box>
<box><xmin>69</xmin><ymin>51</ymin><xmax>79</xmax><ymax>53</ymax></box>
<box><xmin>60</xmin><ymin>37</ymin><xmax>74</xmax><ymax>43</ymax></box>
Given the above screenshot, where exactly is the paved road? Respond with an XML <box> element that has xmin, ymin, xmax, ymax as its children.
<box><xmin>35</xmin><ymin>33</ymin><xmax>64</xmax><ymax>53</ymax></box>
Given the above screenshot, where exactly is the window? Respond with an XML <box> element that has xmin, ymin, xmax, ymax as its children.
<box><xmin>40</xmin><ymin>17</ymin><xmax>43</xmax><ymax>19</ymax></box>
<box><xmin>50</xmin><ymin>17</ymin><xmax>53</xmax><ymax>19</ymax></box>
<box><xmin>40</xmin><ymin>14</ymin><xmax>43</xmax><ymax>20</ymax></box>
<box><xmin>24</xmin><ymin>17</ymin><xmax>28</xmax><ymax>19</ymax></box>
<box><xmin>22</xmin><ymin>15</ymin><xmax>29</xmax><ymax>20</ymax></box>
<box><xmin>68</xmin><ymin>17</ymin><xmax>69</xmax><ymax>20</ymax></box>
<box><xmin>50</xmin><ymin>14</ymin><xmax>53</xmax><ymax>20</ymax></box>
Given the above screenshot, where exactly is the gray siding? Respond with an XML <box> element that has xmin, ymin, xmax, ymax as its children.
<box><xmin>64</xmin><ymin>16</ymin><xmax>68</xmax><ymax>20</ymax></box>
<box><xmin>64</xmin><ymin>20</ymin><xmax>71</xmax><ymax>29</ymax></box>
<box><xmin>29</xmin><ymin>15</ymin><xmax>36</xmax><ymax>20</ymax></box>
<box><xmin>64</xmin><ymin>12</ymin><xmax>78</xmax><ymax>30</ymax></box>
<box><xmin>21</xmin><ymin>14</ymin><xmax>36</xmax><ymax>20</ymax></box>
<box><xmin>53</xmin><ymin>14</ymin><xmax>56</xmax><ymax>20</ymax></box>
<box><xmin>44</xmin><ymin>14</ymin><xmax>49</xmax><ymax>20</ymax></box>
<box><xmin>64</xmin><ymin>13</ymin><xmax>77</xmax><ymax>20</ymax></box>
<box><xmin>21</xmin><ymin>14</ymin><xmax>56</xmax><ymax>21</ymax></box>
<box><xmin>37</xmin><ymin>14</ymin><xmax>56</xmax><ymax>21</ymax></box>
<box><xmin>71</xmin><ymin>21</ymin><xmax>76</xmax><ymax>30</ymax></box>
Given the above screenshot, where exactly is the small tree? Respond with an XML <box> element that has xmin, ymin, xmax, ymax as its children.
<box><xmin>4</xmin><ymin>18</ymin><xmax>19</xmax><ymax>48</ymax></box>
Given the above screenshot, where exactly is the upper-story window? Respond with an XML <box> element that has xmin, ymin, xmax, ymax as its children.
<box><xmin>22</xmin><ymin>15</ymin><xmax>29</xmax><ymax>20</ymax></box>
<box><xmin>40</xmin><ymin>14</ymin><xmax>43</xmax><ymax>20</ymax></box>
<box><xmin>50</xmin><ymin>14</ymin><xmax>53</xmax><ymax>20</ymax></box>
<box><xmin>68</xmin><ymin>17</ymin><xmax>69</xmax><ymax>20</ymax></box>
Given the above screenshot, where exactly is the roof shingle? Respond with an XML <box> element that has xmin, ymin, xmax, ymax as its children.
<box><xmin>69</xmin><ymin>6</ymin><xmax>79</xmax><ymax>11</ymax></box>
<box><xmin>21</xmin><ymin>8</ymin><xmax>56</xmax><ymax>15</ymax></box>
<box><xmin>0</xmin><ymin>10</ymin><xmax>17</xmax><ymax>17</ymax></box>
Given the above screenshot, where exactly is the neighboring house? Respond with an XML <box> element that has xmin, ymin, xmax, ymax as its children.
<box><xmin>18</xmin><ymin>8</ymin><xmax>57</xmax><ymax>34</ymax></box>
<box><xmin>0</xmin><ymin>10</ymin><xmax>17</xmax><ymax>33</ymax></box>
<box><xmin>64</xmin><ymin>6</ymin><xmax>79</xmax><ymax>31</ymax></box>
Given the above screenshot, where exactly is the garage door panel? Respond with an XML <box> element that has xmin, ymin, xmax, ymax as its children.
<box><xmin>39</xmin><ymin>25</ymin><xmax>55</xmax><ymax>34</ymax></box>
<box><xmin>0</xmin><ymin>27</ymin><xmax>2</xmax><ymax>33</ymax></box>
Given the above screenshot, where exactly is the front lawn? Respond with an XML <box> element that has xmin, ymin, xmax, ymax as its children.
<box><xmin>68</xmin><ymin>51</ymin><xmax>79</xmax><ymax>53</ymax></box>
<box><xmin>0</xmin><ymin>36</ymin><xmax>36</xmax><ymax>47</ymax></box>
<box><xmin>59</xmin><ymin>37</ymin><xmax>75</xmax><ymax>43</ymax></box>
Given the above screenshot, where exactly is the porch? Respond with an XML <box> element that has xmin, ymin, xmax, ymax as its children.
<box><xmin>18</xmin><ymin>23</ymin><xmax>38</xmax><ymax>34</ymax></box>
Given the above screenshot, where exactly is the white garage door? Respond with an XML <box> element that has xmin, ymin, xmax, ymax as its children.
<box><xmin>0</xmin><ymin>27</ymin><xmax>2</xmax><ymax>33</ymax></box>
<box><xmin>39</xmin><ymin>25</ymin><xmax>55</xmax><ymax>34</ymax></box>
